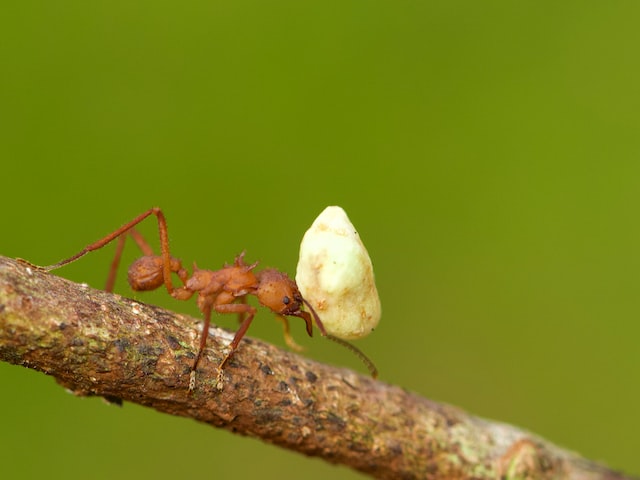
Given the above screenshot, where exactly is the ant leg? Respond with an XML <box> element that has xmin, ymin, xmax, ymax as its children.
<box><xmin>236</xmin><ymin>295</ymin><xmax>247</xmax><ymax>324</ymax></box>
<box><xmin>46</xmin><ymin>207</ymin><xmax>177</xmax><ymax>295</ymax></box>
<box><xmin>105</xmin><ymin>235</ymin><xmax>126</xmax><ymax>293</ymax></box>
<box><xmin>213</xmin><ymin>303</ymin><xmax>257</xmax><ymax>390</ymax></box>
<box><xmin>276</xmin><ymin>315</ymin><xmax>305</xmax><ymax>352</ymax></box>
<box><xmin>128</xmin><ymin>227</ymin><xmax>155</xmax><ymax>256</ymax></box>
<box><xmin>191</xmin><ymin>304</ymin><xmax>213</xmax><ymax>375</ymax></box>
<box><xmin>189</xmin><ymin>303</ymin><xmax>212</xmax><ymax>392</ymax></box>
<box><xmin>45</xmin><ymin>208</ymin><xmax>159</xmax><ymax>271</ymax></box>
<box><xmin>215</xmin><ymin>303</ymin><xmax>257</xmax><ymax>369</ymax></box>
<box><xmin>189</xmin><ymin>301</ymin><xmax>256</xmax><ymax>391</ymax></box>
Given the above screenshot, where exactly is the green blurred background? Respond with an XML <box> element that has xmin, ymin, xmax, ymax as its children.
<box><xmin>1</xmin><ymin>1</ymin><xmax>639</xmax><ymax>478</ymax></box>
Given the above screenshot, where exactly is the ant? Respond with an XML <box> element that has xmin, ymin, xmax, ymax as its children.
<box><xmin>44</xmin><ymin>207</ymin><xmax>377</xmax><ymax>391</ymax></box>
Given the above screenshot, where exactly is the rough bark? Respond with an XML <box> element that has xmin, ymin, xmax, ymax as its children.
<box><xmin>0</xmin><ymin>255</ymin><xmax>634</xmax><ymax>480</ymax></box>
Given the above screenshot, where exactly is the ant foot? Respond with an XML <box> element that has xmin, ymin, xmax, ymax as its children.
<box><xmin>215</xmin><ymin>368</ymin><xmax>225</xmax><ymax>391</ymax></box>
<box><xmin>16</xmin><ymin>258</ymin><xmax>48</xmax><ymax>272</ymax></box>
<box><xmin>188</xmin><ymin>370</ymin><xmax>197</xmax><ymax>392</ymax></box>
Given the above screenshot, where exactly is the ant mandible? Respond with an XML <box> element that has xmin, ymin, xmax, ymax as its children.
<box><xmin>45</xmin><ymin>207</ymin><xmax>377</xmax><ymax>391</ymax></box>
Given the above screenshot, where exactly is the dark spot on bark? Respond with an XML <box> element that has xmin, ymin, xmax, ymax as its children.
<box><xmin>255</xmin><ymin>408</ymin><xmax>282</xmax><ymax>425</ymax></box>
<box><xmin>254</xmin><ymin>399</ymin><xmax>262</xmax><ymax>407</ymax></box>
<box><xmin>303</xmin><ymin>398</ymin><xmax>314</xmax><ymax>408</ymax></box>
<box><xmin>288</xmin><ymin>376</ymin><xmax>301</xmax><ymax>385</ymax></box>
<box><xmin>70</xmin><ymin>337</ymin><xmax>84</xmax><ymax>346</ymax></box>
<box><xmin>137</xmin><ymin>344</ymin><xmax>162</xmax><ymax>356</ymax></box>
<box><xmin>278</xmin><ymin>399</ymin><xmax>292</xmax><ymax>407</ymax></box>
<box><xmin>58</xmin><ymin>322</ymin><xmax>67</xmax><ymax>330</ymax></box>
<box><xmin>305</xmin><ymin>371</ymin><xmax>318</xmax><ymax>383</ymax></box>
<box><xmin>140</xmin><ymin>358</ymin><xmax>158</xmax><ymax>375</ymax></box>
<box><xmin>152</xmin><ymin>309</ymin><xmax>175</xmax><ymax>323</ymax></box>
<box><xmin>260</xmin><ymin>364</ymin><xmax>273</xmax><ymax>375</ymax></box>
<box><xmin>325</xmin><ymin>412</ymin><xmax>346</xmax><ymax>430</ymax></box>
<box><xmin>114</xmin><ymin>338</ymin><xmax>130</xmax><ymax>352</ymax></box>
<box><xmin>277</xmin><ymin>381</ymin><xmax>290</xmax><ymax>393</ymax></box>
<box><xmin>165</xmin><ymin>335</ymin><xmax>180</xmax><ymax>349</ymax></box>
<box><xmin>227</xmin><ymin>358</ymin><xmax>239</xmax><ymax>368</ymax></box>
<box><xmin>135</xmin><ymin>345</ymin><xmax>162</xmax><ymax>374</ymax></box>
<box><xmin>348</xmin><ymin>442</ymin><xmax>371</xmax><ymax>453</ymax></box>
<box><xmin>0</xmin><ymin>345</ymin><xmax>21</xmax><ymax>364</ymax></box>
<box><xmin>0</xmin><ymin>304</ymin><xmax>5</xmax><ymax>314</ymax></box>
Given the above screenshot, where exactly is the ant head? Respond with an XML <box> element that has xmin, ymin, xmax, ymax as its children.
<box><xmin>255</xmin><ymin>269</ymin><xmax>317</xmax><ymax>338</ymax></box>
<box><xmin>256</xmin><ymin>269</ymin><xmax>305</xmax><ymax>315</ymax></box>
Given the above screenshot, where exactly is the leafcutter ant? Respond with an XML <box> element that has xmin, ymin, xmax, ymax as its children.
<box><xmin>44</xmin><ymin>207</ymin><xmax>377</xmax><ymax>390</ymax></box>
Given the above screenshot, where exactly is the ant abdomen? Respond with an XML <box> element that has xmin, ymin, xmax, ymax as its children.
<box><xmin>128</xmin><ymin>256</ymin><xmax>182</xmax><ymax>291</ymax></box>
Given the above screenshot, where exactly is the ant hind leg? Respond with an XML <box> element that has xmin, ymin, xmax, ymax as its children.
<box><xmin>105</xmin><ymin>235</ymin><xmax>127</xmax><ymax>292</ymax></box>
<box><xmin>44</xmin><ymin>208</ymin><xmax>160</xmax><ymax>271</ymax></box>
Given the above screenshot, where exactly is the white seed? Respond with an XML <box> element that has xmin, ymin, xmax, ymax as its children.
<box><xmin>296</xmin><ymin>206</ymin><xmax>380</xmax><ymax>340</ymax></box>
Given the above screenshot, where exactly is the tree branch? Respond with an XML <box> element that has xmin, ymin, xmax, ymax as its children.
<box><xmin>0</xmin><ymin>255</ymin><xmax>634</xmax><ymax>480</ymax></box>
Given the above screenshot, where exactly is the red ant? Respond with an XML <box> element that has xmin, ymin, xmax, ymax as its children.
<box><xmin>45</xmin><ymin>207</ymin><xmax>377</xmax><ymax>390</ymax></box>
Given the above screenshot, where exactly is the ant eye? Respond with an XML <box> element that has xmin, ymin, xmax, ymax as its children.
<box><xmin>282</xmin><ymin>296</ymin><xmax>290</xmax><ymax>305</ymax></box>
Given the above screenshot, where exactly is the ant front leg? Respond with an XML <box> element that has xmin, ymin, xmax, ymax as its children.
<box><xmin>276</xmin><ymin>315</ymin><xmax>305</xmax><ymax>352</ymax></box>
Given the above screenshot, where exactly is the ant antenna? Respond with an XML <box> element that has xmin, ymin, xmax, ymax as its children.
<box><xmin>303</xmin><ymin>299</ymin><xmax>378</xmax><ymax>378</ymax></box>
<box><xmin>324</xmin><ymin>334</ymin><xmax>378</xmax><ymax>379</ymax></box>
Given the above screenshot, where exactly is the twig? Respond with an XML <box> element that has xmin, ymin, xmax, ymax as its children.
<box><xmin>0</xmin><ymin>255</ymin><xmax>634</xmax><ymax>480</ymax></box>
